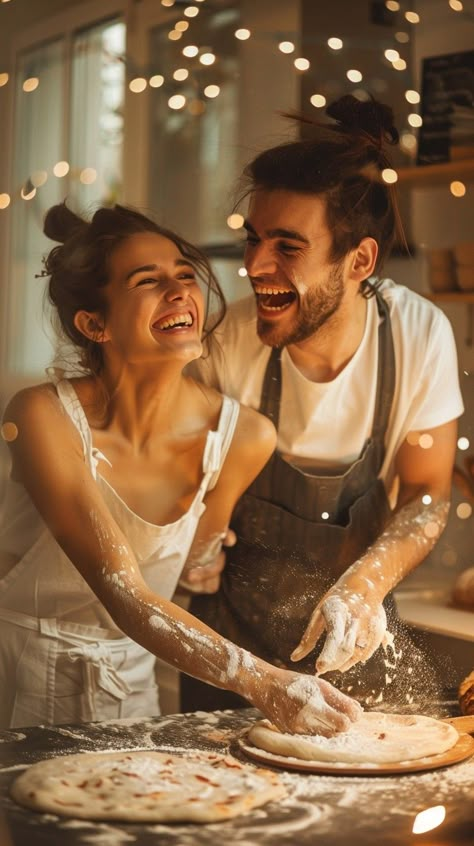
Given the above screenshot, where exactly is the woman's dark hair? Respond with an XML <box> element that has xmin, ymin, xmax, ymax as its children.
<box><xmin>40</xmin><ymin>203</ymin><xmax>226</xmax><ymax>376</ymax></box>
<box><xmin>240</xmin><ymin>95</ymin><xmax>407</xmax><ymax>291</ymax></box>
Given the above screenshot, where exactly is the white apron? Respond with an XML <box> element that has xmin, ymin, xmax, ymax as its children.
<box><xmin>0</xmin><ymin>373</ymin><xmax>240</xmax><ymax>728</ymax></box>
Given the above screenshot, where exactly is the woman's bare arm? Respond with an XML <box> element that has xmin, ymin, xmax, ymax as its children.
<box><xmin>3</xmin><ymin>386</ymin><xmax>360</xmax><ymax>735</ymax></box>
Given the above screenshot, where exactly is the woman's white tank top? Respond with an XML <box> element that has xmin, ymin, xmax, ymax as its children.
<box><xmin>0</xmin><ymin>373</ymin><xmax>240</xmax><ymax>628</ymax></box>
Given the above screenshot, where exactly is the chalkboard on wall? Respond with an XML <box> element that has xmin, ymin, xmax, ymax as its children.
<box><xmin>417</xmin><ymin>49</ymin><xmax>474</xmax><ymax>166</ymax></box>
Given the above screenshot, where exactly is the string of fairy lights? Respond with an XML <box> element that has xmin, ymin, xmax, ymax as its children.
<box><xmin>0</xmin><ymin>0</ymin><xmax>472</xmax><ymax>211</ymax></box>
<box><xmin>0</xmin><ymin>0</ymin><xmax>473</xmax><ymax>525</ymax></box>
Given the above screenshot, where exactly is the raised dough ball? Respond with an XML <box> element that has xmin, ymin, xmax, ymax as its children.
<box><xmin>452</xmin><ymin>567</ymin><xmax>474</xmax><ymax>611</ymax></box>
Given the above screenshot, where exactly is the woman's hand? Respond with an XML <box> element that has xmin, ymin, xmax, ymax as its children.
<box><xmin>251</xmin><ymin>667</ymin><xmax>362</xmax><ymax>736</ymax></box>
<box><xmin>290</xmin><ymin>576</ymin><xmax>388</xmax><ymax>674</ymax></box>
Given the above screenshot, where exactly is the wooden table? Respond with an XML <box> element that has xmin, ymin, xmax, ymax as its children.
<box><xmin>0</xmin><ymin>704</ymin><xmax>473</xmax><ymax>845</ymax></box>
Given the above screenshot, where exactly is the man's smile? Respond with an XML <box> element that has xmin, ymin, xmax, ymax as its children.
<box><xmin>253</xmin><ymin>283</ymin><xmax>297</xmax><ymax>312</ymax></box>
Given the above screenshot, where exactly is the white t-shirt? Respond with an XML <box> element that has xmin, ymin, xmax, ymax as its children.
<box><xmin>193</xmin><ymin>281</ymin><xmax>464</xmax><ymax>494</ymax></box>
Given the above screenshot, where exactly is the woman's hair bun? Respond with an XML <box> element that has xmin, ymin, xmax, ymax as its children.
<box><xmin>326</xmin><ymin>95</ymin><xmax>399</xmax><ymax>145</ymax></box>
<box><xmin>43</xmin><ymin>201</ymin><xmax>86</xmax><ymax>244</ymax></box>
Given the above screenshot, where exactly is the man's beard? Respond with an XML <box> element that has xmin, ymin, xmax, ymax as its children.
<box><xmin>256</xmin><ymin>263</ymin><xmax>345</xmax><ymax>348</ymax></box>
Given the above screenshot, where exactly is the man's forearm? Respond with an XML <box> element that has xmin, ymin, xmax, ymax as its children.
<box><xmin>342</xmin><ymin>495</ymin><xmax>451</xmax><ymax>599</ymax></box>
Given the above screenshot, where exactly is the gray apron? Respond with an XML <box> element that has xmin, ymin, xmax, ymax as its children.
<box><xmin>182</xmin><ymin>292</ymin><xmax>404</xmax><ymax>711</ymax></box>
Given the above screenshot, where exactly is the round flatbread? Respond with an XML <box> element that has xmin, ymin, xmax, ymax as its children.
<box><xmin>11</xmin><ymin>749</ymin><xmax>286</xmax><ymax>823</ymax></box>
<box><xmin>248</xmin><ymin>712</ymin><xmax>459</xmax><ymax>765</ymax></box>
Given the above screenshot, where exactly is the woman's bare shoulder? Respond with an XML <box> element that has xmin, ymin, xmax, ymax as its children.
<box><xmin>3</xmin><ymin>381</ymin><xmax>61</xmax><ymax>421</ymax></box>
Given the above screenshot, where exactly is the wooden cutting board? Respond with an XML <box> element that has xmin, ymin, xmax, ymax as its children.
<box><xmin>237</xmin><ymin>716</ymin><xmax>474</xmax><ymax>776</ymax></box>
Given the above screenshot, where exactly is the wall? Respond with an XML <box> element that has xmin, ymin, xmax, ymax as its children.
<box><xmin>389</xmin><ymin>0</ymin><xmax>474</xmax><ymax>589</ymax></box>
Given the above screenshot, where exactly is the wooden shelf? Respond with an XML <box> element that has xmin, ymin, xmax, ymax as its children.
<box><xmin>423</xmin><ymin>292</ymin><xmax>474</xmax><ymax>303</ymax></box>
<box><xmin>397</xmin><ymin>158</ymin><xmax>474</xmax><ymax>186</ymax></box>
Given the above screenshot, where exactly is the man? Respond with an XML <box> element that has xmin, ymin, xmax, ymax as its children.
<box><xmin>180</xmin><ymin>96</ymin><xmax>464</xmax><ymax>710</ymax></box>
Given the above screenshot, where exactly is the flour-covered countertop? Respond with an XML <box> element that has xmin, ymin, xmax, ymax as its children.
<box><xmin>0</xmin><ymin>705</ymin><xmax>473</xmax><ymax>845</ymax></box>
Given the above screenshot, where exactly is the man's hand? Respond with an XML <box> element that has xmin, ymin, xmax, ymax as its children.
<box><xmin>179</xmin><ymin>529</ymin><xmax>236</xmax><ymax>593</ymax></box>
<box><xmin>290</xmin><ymin>577</ymin><xmax>388</xmax><ymax>674</ymax></box>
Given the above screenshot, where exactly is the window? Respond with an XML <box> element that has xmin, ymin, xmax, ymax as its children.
<box><xmin>148</xmin><ymin>4</ymin><xmax>240</xmax><ymax>248</ymax></box>
<box><xmin>4</xmin><ymin>17</ymin><xmax>125</xmax><ymax>377</ymax></box>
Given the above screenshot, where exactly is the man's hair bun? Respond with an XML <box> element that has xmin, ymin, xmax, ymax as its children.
<box><xmin>326</xmin><ymin>95</ymin><xmax>399</xmax><ymax>146</ymax></box>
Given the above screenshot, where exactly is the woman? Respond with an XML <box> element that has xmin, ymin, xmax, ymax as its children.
<box><xmin>0</xmin><ymin>202</ymin><xmax>360</xmax><ymax>733</ymax></box>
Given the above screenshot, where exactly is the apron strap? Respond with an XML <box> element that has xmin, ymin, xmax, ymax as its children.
<box><xmin>370</xmin><ymin>288</ymin><xmax>396</xmax><ymax>445</ymax></box>
<box><xmin>259</xmin><ymin>347</ymin><xmax>283</xmax><ymax>428</ymax></box>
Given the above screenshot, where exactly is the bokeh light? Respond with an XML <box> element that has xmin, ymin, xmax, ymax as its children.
<box><xmin>408</xmin><ymin>113</ymin><xmax>422</xmax><ymax>128</ymax></box>
<box><xmin>400</xmin><ymin>132</ymin><xmax>417</xmax><ymax>153</ymax></box>
<box><xmin>0</xmin><ymin>422</ymin><xmax>18</xmax><ymax>441</ymax></box>
<box><xmin>168</xmin><ymin>94</ymin><xmax>186</xmax><ymax>109</ymax></box>
<box><xmin>294</xmin><ymin>58</ymin><xmax>310</xmax><ymax>71</ymax></box>
<box><xmin>235</xmin><ymin>29</ymin><xmax>251</xmax><ymax>40</ymax></box>
<box><xmin>129</xmin><ymin>78</ymin><xmax>147</xmax><ymax>93</ymax></box>
<box><xmin>23</xmin><ymin>77</ymin><xmax>39</xmax><ymax>92</ymax></box>
<box><xmin>80</xmin><ymin>168</ymin><xmax>97</xmax><ymax>185</ymax></box>
<box><xmin>278</xmin><ymin>41</ymin><xmax>295</xmax><ymax>54</ymax></box>
<box><xmin>30</xmin><ymin>170</ymin><xmax>48</xmax><ymax>188</ymax></box>
<box><xmin>204</xmin><ymin>84</ymin><xmax>220</xmax><ymax>98</ymax></box>
<box><xmin>382</xmin><ymin>168</ymin><xmax>398</xmax><ymax>184</ymax></box>
<box><xmin>424</xmin><ymin>522</ymin><xmax>440</xmax><ymax>539</ymax></box>
<box><xmin>200</xmin><ymin>53</ymin><xmax>216</xmax><ymax>65</ymax></box>
<box><xmin>53</xmin><ymin>161</ymin><xmax>70</xmax><ymax>177</ymax></box>
<box><xmin>310</xmin><ymin>94</ymin><xmax>326</xmax><ymax>108</ymax></box>
<box><xmin>412</xmin><ymin>805</ymin><xmax>446</xmax><ymax>834</ymax></box>
<box><xmin>450</xmin><ymin>181</ymin><xmax>466</xmax><ymax>197</ymax></box>
<box><xmin>227</xmin><ymin>213</ymin><xmax>244</xmax><ymax>230</ymax></box>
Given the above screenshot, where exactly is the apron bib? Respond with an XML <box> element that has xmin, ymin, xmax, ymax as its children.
<box><xmin>183</xmin><ymin>292</ymin><xmax>399</xmax><ymax>709</ymax></box>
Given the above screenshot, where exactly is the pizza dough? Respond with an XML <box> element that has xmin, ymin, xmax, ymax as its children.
<box><xmin>248</xmin><ymin>712</ymin><xmax>459</xmax><ymax>765</ymax></box>
<box><xmin>11</xmin><ymin>749</ymin><xmax>286</xmax><ymax>823</ymax></box>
